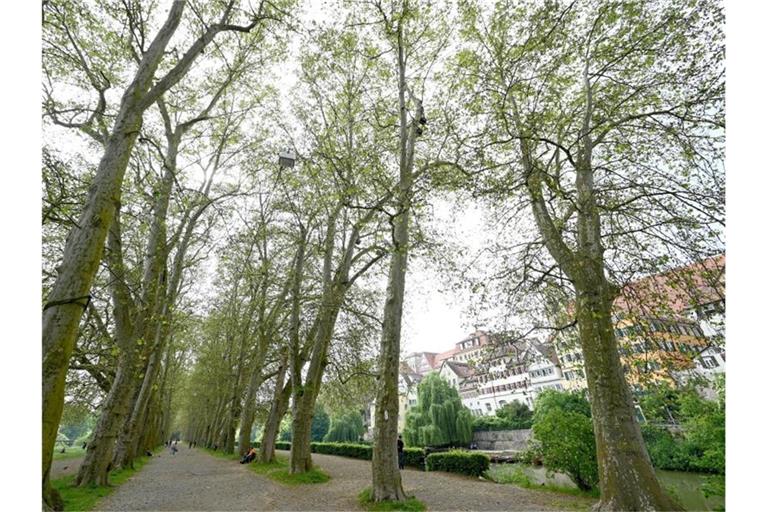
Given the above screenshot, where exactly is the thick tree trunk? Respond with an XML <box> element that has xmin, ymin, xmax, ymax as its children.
<box><xmin>371</xmin><ymin>236</ymin><xmax>409</xmax><ymax>501</ymax></box>
<box><xmin>371</xmin><ymin>208</ymin><xmax>410</xmax><ymax>501</ymax></box>
<box><xmin>76</xmin><ymin>211</ymin><xmax>140</xmax><ymax>487</ymax></box>
<box><xmin>575</xmin><ymin>274</ymin><xmax>682</xmax><ymax>511</ymax></box>
<box><xmin>260</xmin><ymin>360</ymin><xmax>291</xmax><ymax>463</ymax></box>
<box><xmin>75</xmin><ymin>352</ymin><xmax>136</xmax><ymax>486</ymax></box>
<box><xmin>42</xmin><ymin>106</ymin><xmax>144</xmax><ymax>509</ymax></box>
<box><xmin>238</xmin><ymin>370</ymin><xmax>265</xmax><ymax>456</ymax></box>
<box><xmin>290</xmin><ymin>398</ymin><xmax>315</xmax><ymax>473</ymax></box>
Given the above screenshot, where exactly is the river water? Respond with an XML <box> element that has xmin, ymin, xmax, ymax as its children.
<box><xmin>509</xmin><ymin>464</ymin><xmax>724</xmax><ymax>511</ymax></box>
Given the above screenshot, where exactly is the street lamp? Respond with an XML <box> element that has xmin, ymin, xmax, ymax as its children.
<box><xmin>278</xmin><ymin>147</ymin><xmax>296</xmax><ymax>169</ymax></box>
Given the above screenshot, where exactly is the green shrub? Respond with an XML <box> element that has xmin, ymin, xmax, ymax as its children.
<box><xmin>309</xmin><ymin>442</ymin><xmax>425</xmax><ymax>469</ymax></box>
<box><xmin>641</xmin><ymin>425</ymin><xmax>691</xmax><ymax>472</ymax></box>
<box><xmin>275</xmin><ymin>441</ymin><xmax>291</xmax><ymax>450</ymax></box>
<box><xmin>638</xmin><ymin>383</ymin><xmax>725</xmax><ymax>475</ymax></box>
<box><xmin>495</xmin><ymin>401</ymin><xmax>533</xmax><ymax>429</ymax></box>
<box><xmin>311</xmin><ymin>442</ymin><xmax>372</xmax><ymax>460</ymax></box>
<box><xmin>425</xmin><ymin>450</ymin><xmax>490</xmax><ymax>477</ymax></box>
<box><xmin>403</xmin><ymin>447</ymin><xmax>426</xmax><ymax>469</ymax></box>
<box><xmin>472</xmin><ymin>415</ymin><xmax>513</xmax><ymax>432</ymax></box>
<box><xmin>531</xmin><ymin>390</ymin><xmax>598</xmax><ymax>491</ymax></box>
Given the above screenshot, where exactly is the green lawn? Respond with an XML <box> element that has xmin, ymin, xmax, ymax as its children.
<box><xmin>244</xmin><ymin>454</ymin><xmax>330</xmax><ymax>485</ymax></box>
<box><xmin>485</xmin><ymin>464</ymin><xmax>724</xmax><ymax>511</ymax></box>
<box><xmin>358</xmin><ymin>488</ymin><xmax>427</xmax><ymax>511</ymax></box>
<box><xmin>51</xmin><ymin>456</ymin><xmax>150</xmax><ymax>511</ymax></box>
<box><xmin>53</xmin><ymin>445</ymin><xmax>87</xmax><ymax>461</ymax></box>
<box><xmin>203</xmin><ymin>447</ymin><xmax>240</xmax><ymax>461</ymax></box>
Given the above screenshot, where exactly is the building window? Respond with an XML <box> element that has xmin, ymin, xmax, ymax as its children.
<box><xmin>485</xmin><ymin>403</ymin><xmax>492</xmax><ymax>411</ymax></box>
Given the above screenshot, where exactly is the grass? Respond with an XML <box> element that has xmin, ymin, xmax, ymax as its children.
<box><xmin>239</xmin><ymin>453</ymin><xmax>330</xmax><ymax>485</ymax></box>
<box><xmin>484</xmin><ymin>465</ymin><xmax>599</xmax><ymax>499</ymax></box>
<box><xmin>51</xmin><ymin>456</ymin><xmax>150</xmax><ymax>511</ymax></box>
<box><xmin>269</xmin><ymin>467</ymin><xmax>331</xmax><ymax>485</ymax></box>
<box><xmin>203</xmin><ymin>447</ymin><xmax>240</xmax><ymax>461</ymax></box>
<box><xmin>53</xmin><ymin>446</ymin><xmax>87</xmax><ymax>460</ymax></box>
<box><xmin>358</xmin><ymin>488</ymin><xmax>427</xmax><ymax>511</ymax></box>
<box><xmin>247</xmin><ymin>454</ymin><xmax>289</xmax><ymax>475</ymax></box>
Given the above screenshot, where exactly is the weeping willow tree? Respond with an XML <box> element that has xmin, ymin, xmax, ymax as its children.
<box><xmin>403</xmin><ymin>373</ymin><xmax>473</xmax><ymax>447</ymax></box>
<box><xmin>323</xmin><ymin>410</ymin><xmax>365</xmax><ymax>443</ymax></box>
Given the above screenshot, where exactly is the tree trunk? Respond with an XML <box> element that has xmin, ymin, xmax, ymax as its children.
<box><xmin>260</xmin><ymin>359</ymin><xmax>291</xmax><ymax>463</ymax></box>
<box><xmin>371</xmin><ymin>14</ymin><xmax>418</xmax><ymax>502</ymax></box>
<box><xmin>575</xmin><ymin>273</ymin><xmax>682</xmax><ymax>511</ymax></box>
<box><xmin>114</xmin><ymin>342</ymin><xmax>164</xmax><ymax>468</ymax></box>
<box><xmin>41</xmin><ymin>3</ymin><xmax>188</xmax><ymax>505</ymax></box>
<box><xmin>290</xmin><ymin>398</ymin><xmax>315</xmax><ymax>473</ymax></box>
<box><xmin>75</xmin><ymin>351</ymin><xmax>136</xmax><ymax>486</ymax></box>
<box><xmin>238</xmin><ymin>370</ymin><xmax>265</xmax><ymax>456</ymax></box>
<box><xmin>371</xmin><ymin>206</ymin><xmax>410</xmax><ymax>501</ymax></box>
<box><xmin>76</xmin><ymin>210</ymin><xmax>140</xmax><ymax>487</ymax></box>
<box><xmin>371</xmin><ymin>231</ymin><xmax>409</xmax><ymax>501</ymax></box>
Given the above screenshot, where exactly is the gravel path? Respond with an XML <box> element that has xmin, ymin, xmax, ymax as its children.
<box><xmin>96</xmin><ymin>448</ymin><xmax>595</xmax><ymax>511</ymax></box>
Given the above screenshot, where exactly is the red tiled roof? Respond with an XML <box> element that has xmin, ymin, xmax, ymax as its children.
<box><xmin>614</xmin><ymin>254</ymin><xmax>725</xmax><ymax>319</ymax></box>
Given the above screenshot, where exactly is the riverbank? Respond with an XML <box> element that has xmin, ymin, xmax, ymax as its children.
<box><xmin>485</xmin><ymin>463</ymin><xmax>724</xmax><ymax>511</ymax></box>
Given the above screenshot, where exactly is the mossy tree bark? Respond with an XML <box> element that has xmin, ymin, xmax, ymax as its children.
<box><xmin>75</xmin><ymin>210</ymin><xmax>140</xmax><ymax>487</ymax></box>
<box><xmin>259</xmin><ymin>353</ymin><xmax>291</xmax><ymax>463</ymax></box>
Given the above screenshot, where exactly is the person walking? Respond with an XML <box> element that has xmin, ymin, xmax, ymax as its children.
<box><xmin>397</xmin><ymin>434</ymin><xmax>405</xmax><ymax>470</ymax></box>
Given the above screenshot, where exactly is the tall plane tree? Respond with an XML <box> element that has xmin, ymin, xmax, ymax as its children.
<box><xmin>455</xmin><ymin>0</ymin><xmax>723</xmax><ymax>509</ymax></box>
<box><xmin>41</xmin><ymin>1</ymin><xmax>286</xmax><ymax>506</ymax></box>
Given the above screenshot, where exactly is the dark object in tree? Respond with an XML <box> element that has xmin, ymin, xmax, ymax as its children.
<box><xmin>419</xmin><ymin>115</ymin><xmax>427</xmax><ymax>125</ymax></box>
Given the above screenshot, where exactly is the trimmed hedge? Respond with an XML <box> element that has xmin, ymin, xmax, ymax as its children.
<box><xmin>425</xmin><ymin>450</ymin><xmax>490</xmax><ymax>477</ymax></box>
<box><xmin>249</xmin><ymin>441</ymin><xmax>291</xmax><ymax>451</ymax></box>
<box><xmin>403</xmin><ymin>447</ymin><xmax>425</xmax><ymax>469</ymax></box>
<box><xmin>312</xmin><ymin>442</ymin><xmax>372</xmax><ymax>460</ymax></box>
<box><xmin>247</xmin><ymin>441</ymin><xmax>427</xmax><ymax>470</ymax></box>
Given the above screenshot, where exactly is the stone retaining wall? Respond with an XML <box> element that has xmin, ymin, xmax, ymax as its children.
<box><xmin>473</xmin><ymin>429</ymin><xmax>532</xmax><ymax>451</ymax></box>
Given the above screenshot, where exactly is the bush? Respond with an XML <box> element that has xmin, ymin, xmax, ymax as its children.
<box><xmin>531</xmin><ymin>390</ymin><xmax>598</xmax><ymax>491</ymax></box>
<box><xmin>309</xmin><ymin>442</ymin><xmax>426</xmax><ymax>469</ymax></box>
<box><xmin>403</xmin><ymin>447</ymin><xmax>426</xmax><ymax>469</ymax></box>
<box><xmin>425</xmin><ymin>450</ymin><xmax>490</xmax><ymax>477</ymax></box>
<box><xmin>638</xmin><ymin>382</ymin><xmax>725</xmax><ymax>474</ymax></box>
<box><xmin>311</xmin><ymin>442</ymin><xmax>372</xmax><ymax>460</ymax></box>
<box><xmin>472</xmin><ymin>415</ymin><xmax>514</xmax><ymax>432</ymax></box>
<box><xmin>275</xmin><ymin>441</ymin><xmax>291</xmax><ymax>450</ymax></box>
<box><xmin>641</xmin><ymin>425</ymin><xmax>691</xmax><ymax>472</ymax></box>
<box><xmin>495</xmin><ymin>401</ymin><xmax>533</xmax><ymax>429</ymax></box>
